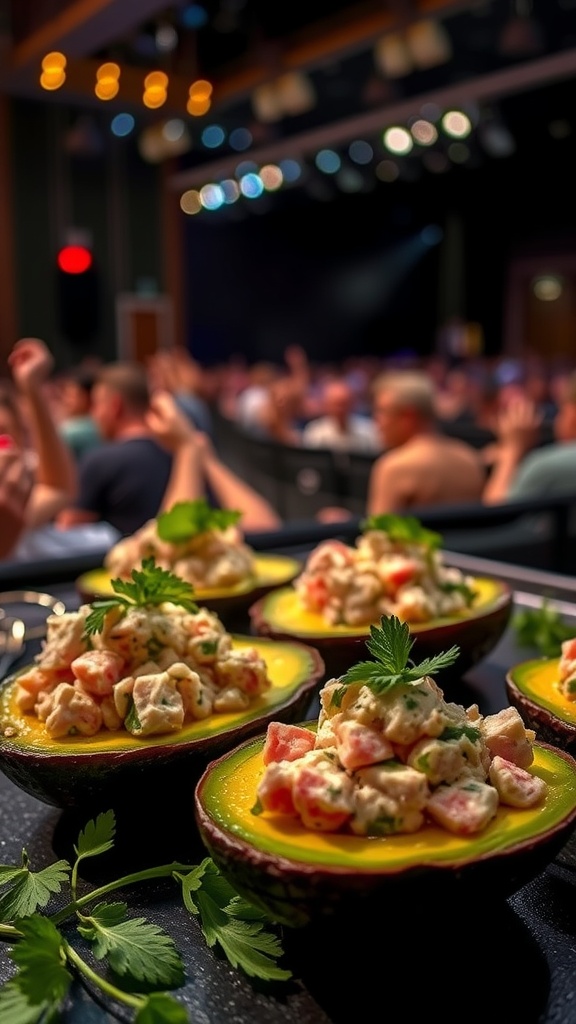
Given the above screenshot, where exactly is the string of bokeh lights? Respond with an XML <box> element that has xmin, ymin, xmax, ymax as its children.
<box><xmin>41</xmin><ymin>51</ymin><xmax>476</xmax><ymax>217</ymax></box>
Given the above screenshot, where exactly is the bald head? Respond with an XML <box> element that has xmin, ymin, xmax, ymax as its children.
<box><xmin>372</xmin><ymin>370</ymin><xmax>438</xmax><ymax>447</ymax></box>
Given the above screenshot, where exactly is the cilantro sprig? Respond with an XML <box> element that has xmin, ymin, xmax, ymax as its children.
<box><xmin>84</xmin><ymin>556</ymin><xmax>198</xmax><ymax>637</ymax></box>
<box><xmin>157</xmin><ymin>500</ymin><xmax>242</xmax><ymax>544</ymax></box>
<box><xmin>360</xmin><ymin>513</ymin><xmax>442</xmax><ymax>550</ymax></box>
<box><xmin>512</xmin><ymin>599</ymin><xmax>575</xmax><ymax>658</ymax></box>
<box><xmin>331</xmin><ymin>614</ymin><xmax>459</xmax><ymax>707</ymax></box>
<box><xmin>0</xmin><ymin>810</ymin><xmax>290</xmax><ymax>1022</ymax></box>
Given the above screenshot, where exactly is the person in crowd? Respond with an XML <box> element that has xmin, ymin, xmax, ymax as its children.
<box><xmin>1</xmin><ymin>337</ymin><xmax>77</xmax><ymax>530</ymax></box>
<box><xmin>55</xmin><ymin>362</ymin><xmax>102</xmax><ymax>462</ymax></box>
<box><xmin>0</xmin><ymin>441</ymin><xmax>33</xmax><ymax>558</ymax></box>
<box><xmin>482</xmin><ymin>372</ymin><xmax>576</xmax><ymax>504</ymax></box>
<box><xmin>146</xmin><ymin>346</ymin><xmax>215</xmax><ymax>438</ymax></box>
<box><xmin>234</xmin><ymin>361</ymin><xmax>282</xmax><ymax>433</ymax></box>
<box><xmin>365</xmin><ymin>369</ymin><xmax>486</xmax><ymax>514</ymax></box>
<box><xmin>301</xmin><ymin>377</ymin><xmax>381</xmax><ymax>454</ymax></box>
<box><xmin>55</xmin><ymin>361</ymin><xmax>173</xmax><ymax>537</ymax></box>
<box><xmin>146</xmin><ymin>390</ymin><xmax>282</xmax><ymax>531</ymax></box>
<box><xmin>251</xmin><ymin>373</ymin><xmax>306</xmax><ymax>445</ymax></box>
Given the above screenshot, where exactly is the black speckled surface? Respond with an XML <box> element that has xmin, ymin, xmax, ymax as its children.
<box><xmin>0</xmin><ymin>571</ymin><xmax>575</xmax><ymax>1023</ymax></box>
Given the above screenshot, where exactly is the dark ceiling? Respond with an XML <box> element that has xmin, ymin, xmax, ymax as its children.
<box><xmin>1</xmin><ymin>1</ymin><xmax>575</xmax><ymax>200</ymax></box>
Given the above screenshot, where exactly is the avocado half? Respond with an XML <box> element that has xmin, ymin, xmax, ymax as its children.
<box><xmin>194</xmin><ymin>729</ymin><xmax>576</xmax><ymax>929</ymax></box>
<box><xmin>249</xmin><ymin>577</ymin><xmax>513</xmax><ymax>683</ymax></box>
<box><xmin>76</xmin><ymin>553</ymin><xmax>301</xmax><ymax>626</ymax></box>
<box><xmin>506</xmin><ymin>657</ymin><xmax>576</xmax><ymax>755</ymax></box>
<box><xmin>0</xmin><ymin>636</ymin><xmax>324</xmax><ymax>813</ymax></box>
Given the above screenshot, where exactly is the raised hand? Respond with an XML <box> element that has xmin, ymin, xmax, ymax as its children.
<box><xmin>8</xmin><ymin>338</ymin><xmax>54</xmax><ymax>395</ymax></box>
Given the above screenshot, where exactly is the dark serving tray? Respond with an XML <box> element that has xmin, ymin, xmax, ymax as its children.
<box><xmin>0</xmin><ymin>562</ymin><xmax>575</xmax><ymax>1023</ymax></box>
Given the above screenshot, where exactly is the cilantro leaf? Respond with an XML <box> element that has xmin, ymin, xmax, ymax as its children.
<box><xmin>0</xmin><ymin>980</ymin><xmax>53</xmax><ymax>1024</ymax></box>
<box><xmin>157</xmin><ymin>500</ymin><xmax>242</xmax><ymax>543</ymax></box>
<box><xmin>11</xmin><ymin>916</ymin><xmax>72</xmax><ymax>1005</ymax></box>
<box><xmin>83</xmin><ymin>598</ymin><xmax>130</xmax><ymax>637</ymax></box>
<box><xmin>175</xmin><ymin>860</ymin><xmax>291</xmax><ymax>982</ymax></box>
<box><xmin>135</xmin><ymin>992</ymin><xmax>191</xmax><ymax>1024</ymax></box>
<box><xmin>512</xmin><ymin>600</ymin><xmax>575</xmax><ymax>658</ymax></box>
<box><xmin>440</xmin><ymin>723</ymin><xmax>481</xmax><ymax>743</ymax></box>
<box><xmin>360</xmin><ymin>513</ymin><xmax>442</xmax><ymax>550</ymax></box>
<box><xmin>333</xmin><ymin>615</ymin><xmax>460</xmax><ymax>703</ymax></box>
<box><xmin>83</xmin><ymin>557</ymin><xmax>198</xmax><ymax>637</ymax></box>
<box><xmin>0</xmin><ymin>852</ymin><xmax>70</xmax><ymax>922</ymax></box>
<box><xmin>364</xmin><ymin>615</ymin><xmax>414</xmax><ymax>671</ymax></box>
<box><xmin>78</xmin><ymin>903</ymin><xmax>184</xmax><ymax>986</ymax></box>
<box><xmin>74</xmin><ymin>810</ymin><xmax>116</xmax><ymax>861</ymax></box>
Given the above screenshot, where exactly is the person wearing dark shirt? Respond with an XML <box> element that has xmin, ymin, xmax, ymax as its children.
<box><xmin>56</xmin><ymin>361</ymin><xmax>172</xmax><ymax>537</ymax></box>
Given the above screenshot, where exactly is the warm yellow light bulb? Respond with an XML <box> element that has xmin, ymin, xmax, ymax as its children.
<box><xmin>186</xmin><ymin>95</ymin><xmax>211</xmax><ymax>116</ymax></box>
<box><xmin>95</xmin><ymin>80</ymin><xmax>119</xmax><ymax>100</ymax></box>
<box><xmin>40</xmin><ymin>69</ymin><xmax>65</xmax><ymax>90</ymax></box>
<box><xmin>144</xmin><ymin>71</ymin><xmax>168</xmax><ymax>89</ymax></box>
<box><xmin>42</xmin><ymin>51</ymin><xmax>66</xmax><ymax>71</ymax></box>
<box><xmin>189</xmin><ymin>79</ymin><xmax>212</xmax><ymax>99</ymax></box>
<box><xmin>96</xmin><ymin>62</ymin><xmax>120</xmax><ymax>81</ymax></box>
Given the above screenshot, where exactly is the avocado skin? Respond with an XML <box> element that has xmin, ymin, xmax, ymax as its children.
<box><xmin>0</xmin><ymin>642</ymin><xmax>325</xmax><ymax>812</ymax></box>
<box><xmin>195</xmin><ymin>802</ymin><xmax>576</xmax><ymax>929</ymax></box>
<box><xmin>249</xmin><ymin>590</ymin><xmax>513</xmax><ymax>687</ymax></box>
<box><xmin>194</xmin><ymin>739</ymin><xmax>576</xmax><ymax>930</ymax></box>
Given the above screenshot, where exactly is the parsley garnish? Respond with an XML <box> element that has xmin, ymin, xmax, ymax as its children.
<box><xmin>83</xmin><ymin>556</ymin><xmax>198</xmax><ymax>637</ymax></box>
<box><xmin>331</xmin><ymin>614</ymin><xmax>459</xmax><ymax>707</ymax></box>
<box><xmin>437</xmin><ymin>579</ymin><xmax>476</xmax><ymax>603</ymax></box>
<box><xmin>0</xmin><ymin>810</ymin><xmax>290</xmax><ymax>1022</ymax></box>
<box><xmin>360</xmin><ymin>514</ymin><xmax>442</xmax><ymax>550</ymax></box>
<box><xmin>157</xmin><ymin>500</ymin><xmax>242</xmax><ymax>544</ymax></box>
<box><xmin>512</xmin><ymin>599</ymin><xmax>575</xmax><ymax>658</ymax></box>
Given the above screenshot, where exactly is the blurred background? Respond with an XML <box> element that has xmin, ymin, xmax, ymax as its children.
<box><xmin>0</xmin><ymin>0</ymin><xmax>575</xmax><ymax>369</ymax></box>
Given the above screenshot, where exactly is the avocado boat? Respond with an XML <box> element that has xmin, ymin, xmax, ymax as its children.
<box><xmin>77</xmin><ymin>552</ymin><xmax>301</xmax><ymax>626</ymax></box>
<box><xmin>506</xmin><ymin>657</ymin><xmax>576</xmax><ymax>755</ymax></box>
<box><xmin>0</xmin><ymin>634</ymin><xmax>324</xmax><ymax>813</ymax></box>
<box><xmin>249</xmin><ymin>575</ymin><xmax>513</xmax><ymax>682</ymax></box>
<box><xmin>195</xmin><ymin>615</ymin><xmax>576</xmax><ymax>928</ymax></box>
<box><xmin>195</xmin><ymin>732</ymin><xmax>576</xmax><ymax>928</ymax></box>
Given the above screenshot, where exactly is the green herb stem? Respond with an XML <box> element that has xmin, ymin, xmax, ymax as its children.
<box><xmin>63</xmin><ymin>939</ymin><xmax>144</xmax><ymax>1011</ymax></box>
<box><xmin>50</xmin><ymin>862</ymin><xmax>198</xmax><ymax>927</ymax></box>
<box><xmin>0</xmin><ymin>923</ymin><xmax>22</xmax><ymax>941</ymax></box>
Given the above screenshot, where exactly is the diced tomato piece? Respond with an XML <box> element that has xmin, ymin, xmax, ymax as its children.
<box><xmin>384</xmin><ymin>560</ymin><xmax>418</xmax><ymax>594</ymax></box>
<box><xmin>335</xmin><ymin>719</ymin><xmax>394</xmax><ymax>770</ymax></box>
<box><xmin>293</xmin><ymin>766</ymin><xmax>351</xmax><ymax>831</ymax></box>
<box><xmin>305</xmin><ymin>576</ymin><xmax>330</xmax><ymax>611</ymax></box>
<box><xmin>71</xmin><ymin>650</ymin><xmax>126</xmax><ymax>696</ymax></box>
<box><xmin>263</xmin><ymin>722</ymin><xmax>316</xmax><ymax>765</ymax></box>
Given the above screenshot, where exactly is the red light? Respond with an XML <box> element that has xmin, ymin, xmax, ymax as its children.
<box><xmin>57</xmin><ymin>245</ymin><xmax>93</xmax><ymax>274</ymax></box>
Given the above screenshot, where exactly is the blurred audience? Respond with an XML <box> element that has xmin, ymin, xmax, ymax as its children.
<box><xmin>366</xmin><ymin>370</ymin><xmax>486</xmax><ymax>514</ymax></box>
<box><xmin>55</xmin><ymin>363</ymin><xmax>102</xmax><ymax>462</ymax></box>
<box><xmin>56</xmin><ymin>361</ymin><xmax>172</xmax><ymax>537</ymax></box>
<box><xmin>483</xmin><ymin>371</ymin><xmax>576</xmax><ymax>504</ymax></box>
<box><xmin>147</xmin><ymin>346</ymin><xmax>214</xmax><ymax>437</ymax></box>
<box><xmin>234</xmin><ymin>361</ymin><xmax>281</xmax><ymax>432</ymax></box>
<box><xmin>253</xmin><ymin>373</ymin><xmax>306</xmax><ymax>445</ymax></box>
<box><xmin>147</xmin><ymin>390</ymin><xmax>282</xmax><ymax>531</ymax></box>
<box><xmin>301</xmin><ymin>377</ymin><xmax>381</xmax><ymax>454</ymax></box>
<box><xmin>2</xmin><ymin>338</ymin><xmax>77</xmax><ymax>529</ymax></box>
<box><xmin>0</xmin><ymin>441</ymin><xmax>33</xmax><ymax>557</ymax></box>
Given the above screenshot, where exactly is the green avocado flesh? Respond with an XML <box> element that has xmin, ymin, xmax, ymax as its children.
<box><xmin>77</xmin><ymin>553</ymin><xmax>301</xmax><ymax>602</ymax></box>
<box><xmin>0</xmin><ymin>637</ymin><xmax>320</xmax><ymax>755</ymax></box>
<box><xmin>198</xmin><ymin>733</ymin><xmax>576</xmax><ymax>870</ymax></box>
<box><xmin>256</xmin><ymin>576</ymin><xmax>511</xmax><ymax>639</ymax></box>
<box><xmin>507</xmin><ymin>658</ymin><xmax>576</xmax><ymax>727</ymax></box>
